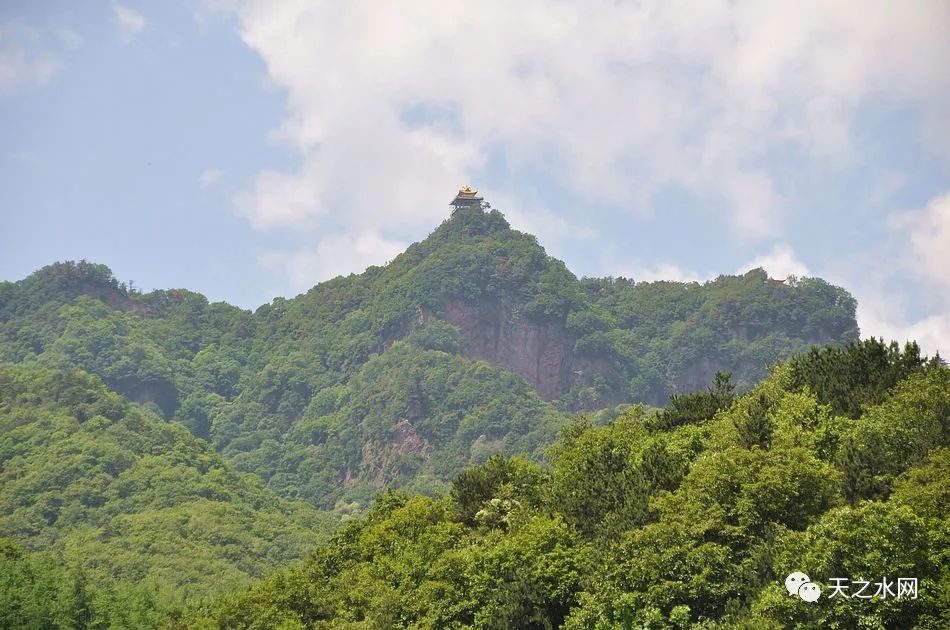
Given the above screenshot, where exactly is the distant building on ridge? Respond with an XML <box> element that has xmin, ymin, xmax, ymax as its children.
<box><xmin>450</xmin><ymin>186</ymin><xmax>484</xmax><ymax>211</ymax></box>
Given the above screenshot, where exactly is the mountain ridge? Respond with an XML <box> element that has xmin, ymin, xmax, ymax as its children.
<box><xmin>2</xmin><ymin>206</ymin><xmax>858</xmax><ymax>407</ymax></box>
<box><xmin>0</xmin><ymin>205</ymin><xmax>859</xmax><ymax>509</ymax></box>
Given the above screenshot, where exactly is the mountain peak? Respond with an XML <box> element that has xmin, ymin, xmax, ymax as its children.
<box><xmin>0</xmin><ymin>261</ymin><xmax>134</xmax><ymax>318</ymax></box>
<box><xmin>435</xmin><ymin>204</ymin><xmax>513</xmax><ymax>242</ymax></box>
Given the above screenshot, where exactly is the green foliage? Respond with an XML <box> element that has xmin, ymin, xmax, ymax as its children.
<box><xmin>214</xmin><ymin>340</ymin><xmax>566</xmax><ymax>509</ymax></box>
<box><xmin>38</xmin><ymin>299</ymin><xmax>179</xmax><ymax>415</ymax></box>
<box><xmin>0</xmin><ymin>537</ymin><xmax>161</xmax><ymax>629</ymax></box>
<box><xmin>584</xmin><ymin>271</ymin><xmax>859</xmax><ymax>403</ymax></box>
<box><xmin>0</xmin><ymin>210</ymin><xmax>861</xmax><ymax>524</ymax></box>
<box><xmin>546</xmin><ymin>412</ymin><xmax>705</xmax><ymax>538</ymax></box>
<box><xmin>788</xmin><ymin>337</ymin><xmax>938</xmax><ymax>418</ymax></box>
<box><xmin>451</xmin><ymin>455</ymin><xmax>545</xmax><ymax>526</ymax></box>
<box><xmin>831</xmin><ymin>366</ymin><xmax>950</xmax><ymax>503</ymax></box>
<box><xmin>198</xmin><ymin>354</ymin><xmax>949</xmax><ymax>629</ymax></box>
<box><xmin>652</xmin><ymin>371</ymin><xmax>736</xmax><ymax>430</ymax></box>
<box><xmin>891</xmin><ymin>447</ymin><xmax>950</xmax><ymax>519</ymax></box>
<box><xmin>752</xmin><ymin>502</ymin><xmax>943</xmax><ymax>629</ymax></box>
<box><xmin>2</xmin><ymin>210</ymin><xmax>911</xmax><ymax>629</ymax></box>
<box><xmin>0</xmin><ymin>366</ymin><xmax>335</xmax><ymax>618</ymax></box>
<box><xmin>204</xmin><ymin>492</ymin><xmax>585</xmax><ymax>629</ymax></box>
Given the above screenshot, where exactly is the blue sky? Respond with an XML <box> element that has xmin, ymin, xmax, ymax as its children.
<box><xmin>1</xmin><ymin>1</ymin><xmax>948</xmax><ymax>354</ymax></box>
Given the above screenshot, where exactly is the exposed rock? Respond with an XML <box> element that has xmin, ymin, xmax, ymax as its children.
<box><xmin>441</xmin><ymin>298</ymin><xmax>575</xmax><ymax>400</ymax></box>
<box><xmin>342</xmin><ymin>466</ymin><xmax>357</xmax><ymax>488</ymax></box>
<box><xmin>393</xmin><ymin>418</ymin><xmax>427</xmax><ymax>455</ymax></box>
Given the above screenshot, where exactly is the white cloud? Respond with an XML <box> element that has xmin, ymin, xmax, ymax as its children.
<box><xmin>830</xmin><ymin>191</ymin><xmax>950</xmax><ymax>357</ymax></box>
<box><xmin>492</xmin><ymin>192</ymin><xmax>596</xmax><ymax>264</ymax></box>
<box><xmin>857</xmin><ymin>301</ymin><xmax>950</xmax><ymax>358</ymax></box>
<box><xmin>221</xmin><ymin>0</ymin><xmax>950</xmax><ymax>337</ymax></box>
<box><xmin>737</xmin><ymin>244</ymin><xmax>811</xmax><ymax>279</ymax></box>
<box><xmin>719</xmin><ymin>170</ymin><xmax>781</xmax><ymax>239</ymax></box>
<box><xmin>851</xmin><ymin>276</ymin><xmax>950</xmax><ymax>357</ymax></box>
<box><xmin>0</xmin><ymin>25</ymin><xmax>62</xmax><ymax>95</ymax></box>
<box><xmin>113</xmin><ymin>3</ymin><xmax>146</xmax><ymax>40</ymax></box>
<box><xmin>0</xmin><ymin>51</ymin><xmax>59</xmax><ymax>95</ymax></box>
<box><xmin>227</xmin><ymin>0</ymin><xmax>950</xmax><ymax>249</ymax></box>
<box><xmin>615</xmin><ymin>262</ymin><xmax>711</xmax><ymax>284</ymax></box>
<box><xmin>890</xmin><ymin>192</ymin><xmax>950</xmax><ymax>290</ymax></box>
<box><xmin>199</xmin><ymin>168</ymin><xmax>223</xmax><ymax>189</ymax></box>
<box><xmin>258</xmin><ymin>232</ymin><xmax>406</xmax><ymax>294</ymax></box>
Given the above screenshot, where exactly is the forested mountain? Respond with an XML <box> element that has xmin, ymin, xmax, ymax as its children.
<box><xmin>1</xmin><ymin>207</ymin><xmax>945</xmax><ymax>628</ymax></box>
<box><xmin>0</xmin><ymin>207</ymin><xmax>858</xmax><ymax>512</ymax></box>
<box><xmin>0</xmin><ymin>366</ymin><xmax>335</xmax><ymax>625</ymax></box>
<box><xmin>196</xmin><ymin>340</ymin><xmax>949</xmax><ymax>629</ymax></box>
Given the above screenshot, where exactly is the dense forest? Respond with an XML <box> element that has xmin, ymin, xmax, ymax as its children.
<box><xmin>194</xmin><ymin>340</ymin><xmax>948</xmax><ymax>628</ymax></box>
<box><xmin>0</xmin><ymin>208</ymin><xmax>858</xmax><ymax>512</ymax></box>
<box><xmin>0</xmin><ymin>366</ymin><xmax>335</xmax><ymax>626</ymax></box>
<box><xmin>3</xmin><ymin>207</ymin><xmax>942</xmax><ymax>628</ymax></box>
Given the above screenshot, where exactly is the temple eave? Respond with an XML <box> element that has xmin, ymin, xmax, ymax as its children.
<box><xmin>450</xmin><ymin>197</ymin><xmax>484</xmax><ymax>206</ymax></box>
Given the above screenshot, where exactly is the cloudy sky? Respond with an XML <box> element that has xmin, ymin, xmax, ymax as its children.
<box><xmin>1</xmin><ymin>1</ymin><xmax>948</xmax><ymax>354</ymax></box>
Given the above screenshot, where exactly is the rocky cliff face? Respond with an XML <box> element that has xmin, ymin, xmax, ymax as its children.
<box><xmin>440</xmin><ymin>299</ymin><xmax>577</xmax><ymax>400</ymax></box>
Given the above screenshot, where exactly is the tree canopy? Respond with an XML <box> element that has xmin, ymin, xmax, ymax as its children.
<box><xmin>0</xmin><ymin>209</ymin><xmax>860</xmax><ymax>513</ymax></box>
<box><xmin>2</xmin><ymin>208</ymin><xmax>913</xmax><ymax>629</ymax></box>
<box><xmin>196</xmin><ymin>346</ymin><xmax>949</xmax><ymax>629</ymax></box>
<box><xmin>0</xmin><ymin>366</ymin><xmax>336</xmax><ymax>622</ymax></box>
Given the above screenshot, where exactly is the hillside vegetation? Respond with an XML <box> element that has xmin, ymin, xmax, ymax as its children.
<box><xmin>0</xmin><ymin>208</ymin><xmax>858</xmax><ymax>511</ymax></box>
<box><xmin>197</xmin><ymin>340</ymin><xmax>948</xmax><ymax>629</ymax></box>
<box><xmin>0</xmin><ymin>366</ymin><xmax>335</xmax><ymax>625</ymax></box>
<box><xmin>0</xmin><ymin>206</ymin><xmax>943</xmax><ymax>628</ymax></box>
